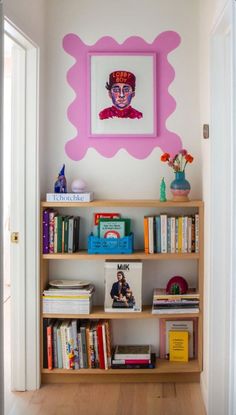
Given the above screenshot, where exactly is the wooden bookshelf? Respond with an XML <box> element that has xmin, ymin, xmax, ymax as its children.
<box><xmin>40</xmin><ymin>199</ymin><xmax>204</xmax><ymax>384</ymax></box>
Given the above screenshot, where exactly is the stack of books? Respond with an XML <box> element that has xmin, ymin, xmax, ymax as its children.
<box><xmin>42</xmin><ymin>283</ymin><xmax>95</xmax><ymax>315</ymax></box>
<box><xmin>152</xmin><ymin>288</ymin><xmax>200</xmax><ymax>314</ymax></box>
<box><xmin>111</xmin><ymin>345</ymin><xmax>155</xmax><ymax>369</ymax></box>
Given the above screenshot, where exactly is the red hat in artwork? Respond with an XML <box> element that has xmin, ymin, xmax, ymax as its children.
<box><xmin>106</xmin><ymin>71</ymin><xmax>136</xmax><ymax>91</ymax></box>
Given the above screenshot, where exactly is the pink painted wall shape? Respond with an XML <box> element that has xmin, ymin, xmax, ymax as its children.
<box><xmin>63</xmin><ymin>33</ymin><xmax>182</xmax><ymax>161</ymax></box>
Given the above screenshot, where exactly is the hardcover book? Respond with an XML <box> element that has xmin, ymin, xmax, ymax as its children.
<box><xmin>98</xmin><ymin>219</ymin><xmax>126</xmax><ymax>239</ymax></box>
<box><xmin>46</xmin><ymin>192</ymin><xmax>94</xmax><ymax>202</ymax></box>
<box><xmin>114</xmin><ymin>344</ymin><xmax>151</xmax><ymax>360</ymax></box>
<box><xmin>104</xmin><ymin>260</ymin><xmax>142</xmax><ymax>312</ymax></box>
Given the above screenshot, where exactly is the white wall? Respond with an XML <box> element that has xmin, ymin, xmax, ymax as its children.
<box><xmin>4</xmin><ymin>0</ymin><xmax>47</xmax><ymax>195</ymax></box>
<box><xmin>43</xmin><ymin>0</ymin><xmax>202</xmax><ymax>354</ymax></box>
<box><xmin>44</xmin><ymin>0</ymin><xmax>201</xmax><ymax>200</ymax></box>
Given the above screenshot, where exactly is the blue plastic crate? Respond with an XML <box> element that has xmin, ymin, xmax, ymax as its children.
<box><xmin>88</xmin><ymin>233</ymin><xmax>134</xmax><ymax>254</ymax></box>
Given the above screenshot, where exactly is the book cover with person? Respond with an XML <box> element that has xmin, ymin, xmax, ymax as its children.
<box><xmin>104</xmin><ymin>260</ymin><xmax>142</xmax><ymax>312</ymax></box>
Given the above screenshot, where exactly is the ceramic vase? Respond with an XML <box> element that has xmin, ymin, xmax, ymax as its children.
<box><xmin>170</xmin><ymin>171</ymin><xmax>190</xmax><ymax>201</ymax></box>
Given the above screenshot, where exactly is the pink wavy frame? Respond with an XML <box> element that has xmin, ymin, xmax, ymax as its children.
<box><xmin>63</xmin><ymin>33</ymin><xmax>182</xmax><ymax>160</ymax></box>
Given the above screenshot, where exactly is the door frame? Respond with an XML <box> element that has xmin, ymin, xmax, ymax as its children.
<box><xmin>4</xmin><ymin>18</ymin><xmax>40</xmax><ymax>391</ymax></box>
<box><xmin>209</xmin><ymin>2</ymin><xmax>235</xmax><ymax>414</ymax></box>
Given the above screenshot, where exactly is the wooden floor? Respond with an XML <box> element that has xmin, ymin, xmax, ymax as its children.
<box><xmin>6</xmin><ymin>382</ymin><xmax>206</xmax><ymax>415</ymax></box>
<box><xmin>4</xmin><ymin>297</ymin><xmax>206</xmax><ymax>415</ymax></box>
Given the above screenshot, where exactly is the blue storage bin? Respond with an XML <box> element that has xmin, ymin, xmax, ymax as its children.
<box><xmin>88</xmin><ymin>233</ymin><xmax>134</xmax><ymax>254</ymax></box>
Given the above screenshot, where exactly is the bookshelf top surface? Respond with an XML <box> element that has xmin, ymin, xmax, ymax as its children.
<box><xmin>41</xmin><ymin>199</ymin><xmax>203</xmax><ymax>208</ymax></box>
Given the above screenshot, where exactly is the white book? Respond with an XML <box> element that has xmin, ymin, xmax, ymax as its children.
<box><xmin>160</xmin><ymin>214</ymin><xmax>167</xmax><ymax>253</ymax></box>
<box><xmin>148</xmin><ymin>216</ymin><xmax>154</xmax><ymax>254</ymax></box>
<box><xmin>170</xmin><ymin>217</ymin><xmax>176</xmax><ymax>253</ymax></box>
<box><xmin>182</xmin><ymin>217</ymin><xmax>188</xmax><ymax>253</ymax></box>
<box><xmin>60</xmin><ymin>320</ymin><xmax>70</xmax><ymax>369</ymax></box>
<box><xmin>104</xmin><ymin>260</ymin><xmax>142</xmax><ymax>312</ymax></box>
<box><xmin>187</xmin><ymin>217</ymin><xmax>192</xmax><ymax>253</ymax></box>
<box><xmin>46</xmin><ymin>192</ymin><xmax>94</xmax><ymax>202</ymax></box>
<box><xmin>195</xmin><ymin>214</ymin><xmax>199</xmax><ymax>253</ymax></box>
<box><xmin>166</xmin><ymin>320</ymin><xmax>194</xmax><ymax>358</ymax></box>
<box><xmin>152</xmin><ymin>307</ymin><xmax>199</xmax><ymax>314</ymax></box>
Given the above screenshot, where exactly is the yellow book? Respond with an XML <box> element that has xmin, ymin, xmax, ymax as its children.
<box><xmin>169</xmin><ymin>330</ymin><xmax>188</xmax><ymax>362</ymax></box>
<box><xmin>178</xmin><ymin>216</ymin><xmax>182</xmax><ymax>253</ymax></box>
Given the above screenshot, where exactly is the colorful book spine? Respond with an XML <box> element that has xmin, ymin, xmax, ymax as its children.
<box><xmin>57</xmin><ymin>215</ymin><xmax>63</xmax><ymax>253</ymax></box>
<box><xmin>97</xmin><ymin>322</ymin><xmax>105</xmax><ymax>369</ymax></box>
<box><xmin>42</xmin><ymin>209</ymin><xmax>50</xmax><ymax>254</ymax></box>
<box><xmin>160</xmin><ymin>214</ymin><xmax>167</xmax><ymax>253</ymax></box>
<box><xmin>49</xmin><ymin>211</ymin><xmax>56</xmax><ymax>253</ymax></box>
<box><xmin>195</xmin><ymin>214</ymin><xmax>199</xmax><ymax>253</ymax></box>
<box><xmin>143</xmin><ymin>217</ymin><xmax>149</xmax><ymax>254</ymax></box>
<box><xmin>47</xmin><ymin>324</ymin><xmax>53</xmax><ymax>370</ymax></box>
<box><xmin>156</xmin><ymin>216</ymin><xmax>161</xmax><ymax>253</ymax></box>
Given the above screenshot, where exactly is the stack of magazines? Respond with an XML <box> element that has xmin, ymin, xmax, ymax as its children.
<box><xmin>42</xmin><ymin>280</ymin><xmax>95</xmax><ymax>314</ymax></box>
<box><xmin>152</xmin><ymin>288</ymin><xmax>200</xmax><ymax>314</ymax></box>
<box><xmin>111</xmin><ymin>345</ymin><xmax>155</xmax><ymax>369</ymax></box>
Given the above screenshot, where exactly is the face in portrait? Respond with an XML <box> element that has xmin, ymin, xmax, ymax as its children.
<box><xmin>99</xmin><ymin>70</ymin><xmax>143</xmax><ymax>120</ymax></box>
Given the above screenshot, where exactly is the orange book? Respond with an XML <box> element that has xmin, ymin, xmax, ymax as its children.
<box><xmin>144</xmin><ymin>216</ymin><xmax>149</xmax><ymax>254</ymax></box>
<box><xmin>47</xmin><ymin>324</ymin><xmax>53</xmax><ymax>370</ymax></box>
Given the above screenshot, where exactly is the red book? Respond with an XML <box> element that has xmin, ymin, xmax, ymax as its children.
<box><xmin>94</xmin><ymin>213</ymin><xmax>120</xmax><ymax>226</ymax></box>
<box><xmin>47</xmin><ymin>325</ymin><xmax>53</xmax><ymax>370</ymax></box>
<box><xmin>97</xmin><ymin>322</ymin><xmax>105</xmax><ymax>369</ymax></box>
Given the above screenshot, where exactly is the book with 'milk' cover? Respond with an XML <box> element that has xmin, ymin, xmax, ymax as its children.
<box><xmin>104</xmin><ymin>260</ymin><xmax>142</xmax><ymax>312</ymax></box>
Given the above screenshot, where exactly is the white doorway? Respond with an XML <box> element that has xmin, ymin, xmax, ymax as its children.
<box><xmin>3</xmin><ymin>18</ymin><xmax>40</xmax><ymax>408</ymax></box>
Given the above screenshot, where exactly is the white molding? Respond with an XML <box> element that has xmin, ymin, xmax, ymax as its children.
<box><xmin>228</xmin><ymin>4</ymin><xmax>236</xmax><ymax>414</ymax></box>
<box><xmin>4</xmin><ymin>19</ymin><xmax>40</xmax><ymax>391</ymax></box>
<box><xmin>0</xmin><ymin>3</ymin><xmax>4</xmax><ymax>414</ymax></box>
<box><xmin>208</xmin><ymin>2</ymin><xmax>234</xmax><ymax>414</ymax></box>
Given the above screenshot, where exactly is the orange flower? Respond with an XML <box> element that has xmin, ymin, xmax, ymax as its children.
<box><xmin>185</xmin><ymin>154</ymin><xmax>194</xmax><ymax>163</ymax></box>
<box><xmin>161</xmin><ymin>153</ymin><xmax>170</xmax><ymax>162</ymax></box>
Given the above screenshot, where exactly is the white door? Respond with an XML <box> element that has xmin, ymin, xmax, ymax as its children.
<box><xmin>4</xmin><ymin>19</ymin><xmax>40</xmax><ymax>393</ymax></box>
<box><xmin>209</xmin><ymin>2</ymin><xmax>236</xmax><ymax>415</ymax></box>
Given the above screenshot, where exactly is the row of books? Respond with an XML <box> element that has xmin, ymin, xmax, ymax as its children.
<box><xmin>42</xmin><ymin>209</ymin><xmax>80</xmax><ymax>254</ymax></box>
<box><xmin>42</xmin><ymin>284</ymin><xmax>95</xmax><ymax>315</ymax></box>
<box><xmin>159</xmin><ymin>318</ymin><xmax>198</xmax><ymax>361</ymax></box>
<box><xmin>43</xmin><ymin>318</ymin><xmax>112</xmax><ymax>370</ymax></box>
<box><xmin>152</xmin><ymin>288</ymin><xmax>200</xmax><ymax>314</ymax></box>
<box><xmin>144</xmin><ymin>214</ymin><xmax>199</xmax><ymax>254</ymax></box>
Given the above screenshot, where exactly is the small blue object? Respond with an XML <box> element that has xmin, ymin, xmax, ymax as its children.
<box><xmin>54</xmin><ymin>164</ymin><xmax>67</xmax><ymax>193</ymax></box>
<box><xmin>88</xmin><ymin>233</ymin><xmax>134</xmax><ymax>254</ymax></box>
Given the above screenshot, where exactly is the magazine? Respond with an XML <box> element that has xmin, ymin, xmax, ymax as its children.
<box><xmin>104</xmin><ymin>260</ymin><xmax>142</xmax><ymax>312</ymax></box>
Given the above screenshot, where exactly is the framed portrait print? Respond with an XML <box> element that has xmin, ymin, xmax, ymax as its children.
<box><xmin>88</xmin><ymin>53</ymin><xmax>156</xmax><ymax>137</ymax></box>
<box><xmin>63</xmin><ymin>33</ymin><xmax>182</xmax><ymax>160</ymax></box>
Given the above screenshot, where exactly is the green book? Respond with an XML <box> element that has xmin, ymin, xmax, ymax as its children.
<box><xmin>63</xmin><ymin>216</ymin><xmax>70</xmax><ymax>253</ymax></box>
<box><xmin>57</xmin><ymin>215</ymin><xmax>63</xmax><ymax>253</ymax></box>
<box><xmin>98</xmin><ymin>218</ymin><xmax>131</xmax><ymax>238</ymax></box>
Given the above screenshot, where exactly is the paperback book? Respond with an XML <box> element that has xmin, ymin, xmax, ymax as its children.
<box><xmin>104</xmin><ymin>260</ymin><xmax>142</xmax><ymax>312</ymax></box>
<box><xmin>46</xmin><ymin>192</ymin><xmax>94</xmax><ymax>202</ymax></box>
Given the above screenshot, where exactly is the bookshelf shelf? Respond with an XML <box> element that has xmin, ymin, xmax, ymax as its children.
<box><xmin>42</xmin><ymin>251</ymin><xmax>200</xmax><ymax>260</ymax></box>
<box><xmin>41</xmin><ymin>359</ymin><xmax>201</xmax><ymax>384</ymax></box>
<box><xmin>42</xmin><ymin>305</ymin><xmax>201</xmax><ymax>320</ymax></box>
<box><xmin>40</xmin><ymin>199</ymin><xmax>204</xmax><ymax>384</ymax></box>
